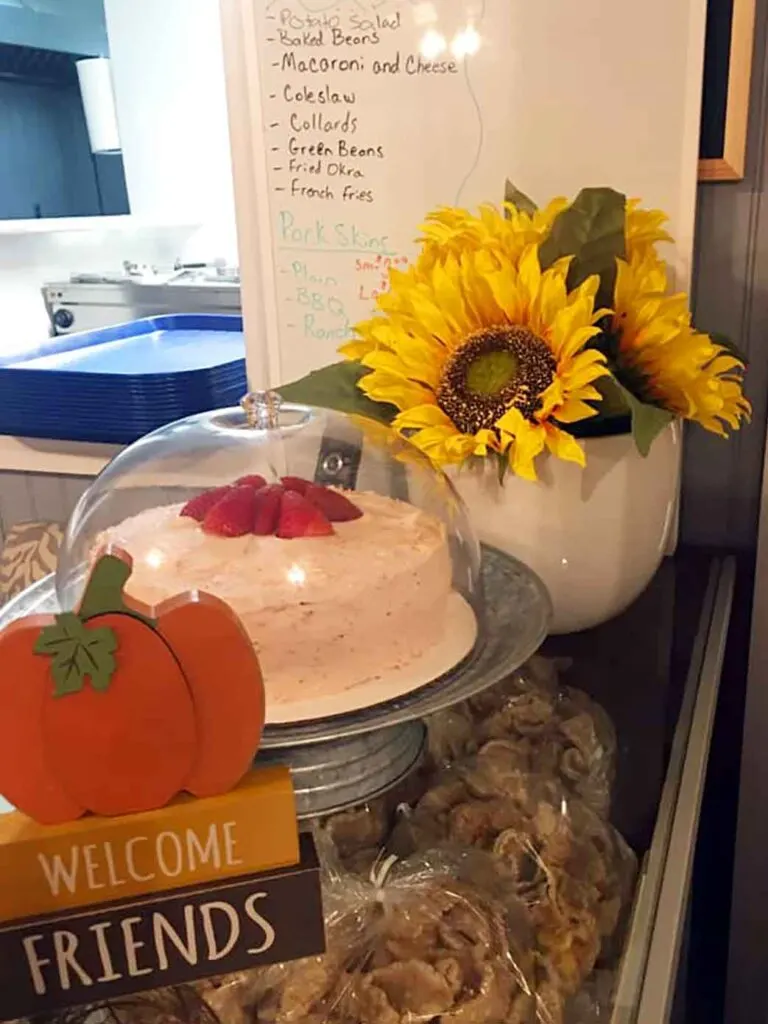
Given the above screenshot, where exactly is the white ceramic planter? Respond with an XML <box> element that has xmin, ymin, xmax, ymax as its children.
<box><xmin>447</xmin><ymin>424</ymin><xmax>682</xmax><ymax>634</ymax></box>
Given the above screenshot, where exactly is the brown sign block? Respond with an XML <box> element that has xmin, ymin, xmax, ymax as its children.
<box><xmin>0</xmin><ymin>834</ymin><xmax>324</xmax><ymax>1022</ymax></box>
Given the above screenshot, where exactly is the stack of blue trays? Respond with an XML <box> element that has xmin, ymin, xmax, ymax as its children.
<box><xmin>0</xmin><ymin>314</ymin><xmax>246</xmax><ymax>444</ymax></box>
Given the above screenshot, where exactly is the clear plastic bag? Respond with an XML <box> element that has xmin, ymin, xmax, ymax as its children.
<box><xmin>29</xmin><ymin>846</ymin><xmax>561</xmax><ymax>1024</ymax></box>
<box><xmin>13</xmin><ymin>985</ymin><xmax>226</xmax><ymax>1023</ymax></box>
<box><xmin>219</xmin><ymin>845</ymin><xmax>553</xmax><ymax>1024</ymax></box>
<box><xmin>426</xmin><ymin>657</ymin><xmax>617</xmax><ymax>819</ymax></box>
<box><xmin>389</xmin><ymin>744</ymin><xmax>636</xmax><ymax>1001</ymax></box>
<box><xmin>317</xmin><ymin>768</ymin><xmax>428</xmax><ymax>878</ymax></box>
<box><xmin>563</xmin><ymin>971</ymin><xmax>616</xmax><ymax>1022</ymax></box>
<box><xmin>318</xmin><ymin>797</ymin><xmax>391</xmax><ymax>877</ymax></box>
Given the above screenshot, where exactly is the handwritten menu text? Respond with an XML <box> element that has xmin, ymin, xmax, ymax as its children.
<box><xmin>255</xmin><ymin>0</ymin><xmax>502</xmax><ymax>378</ymax></box>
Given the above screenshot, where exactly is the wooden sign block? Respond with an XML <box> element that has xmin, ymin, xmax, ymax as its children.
<box><xmin>0</xmin><ymin>766</ymin><xmax>298</xmax><ymax>922</ymax></box>
<box><xmin>0</xmin><ymin>551</ymin><xmax>325</xmax><ymax>1024</ymax></box>
<box><xmin>0</xmin><ymin>833</ymin><xmax>324</xmax><ymax>1022</ymax></box>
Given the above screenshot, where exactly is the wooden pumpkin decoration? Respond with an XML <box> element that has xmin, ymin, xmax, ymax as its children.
<box><xmin>0</xmin><ymin>551</ymin><xmax>265</xmax><ymax>824</ymax></box>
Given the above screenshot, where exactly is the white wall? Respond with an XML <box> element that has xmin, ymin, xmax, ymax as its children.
<box><xmin>0</xmin><ymin>0</ymin><xmax>240</xmax><ymax>356</ymax></box>
<box><xmin>104</xmin><ymin>0</ymin><xmax>237</xmax><ymax>262</ymax></box>
<box><xmin>0</xmin><ymin>223</ymin><xmax>201</xmax><ymax>354</ymax></box>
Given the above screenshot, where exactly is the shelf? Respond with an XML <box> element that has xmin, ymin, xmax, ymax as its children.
<box><xmin>0</xmin><ymin>435</ymin><xmax>120</xmax><ymax>476</ymax></box>
<box><xmin>0</xmin><ymin>543</ymin><xmax>733</xmax><ymax>1021</ymax></box>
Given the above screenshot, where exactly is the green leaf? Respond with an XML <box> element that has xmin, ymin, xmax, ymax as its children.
<box><xmin>594</xmin><ymin>375</ymin><xmax>632</xmax><ymax>418</ymax></box>
<box><xmin>34</xmin><ymin>613</ymin><xmax>87</xmax><ymax>654</ymax></box>
<box><xmin>599</xmin><ymin>377</ymin><xmax>673</xmax><ymax>456</ymax></box>
<box><xmin>494</xmin><ymin>450</ymin><xmax>508</xmax><ymax>485</ymax></box>
<box><xmin>709</xmin><ymin>331</ymin><xmax>749</xmax><ymax>368</ymax></box>
<box><xmin>51</xmin><ymin>655</ymin><xmax>86</xmax><ymax>697</ymax></box>
<box><xmin>629</xmin><ymin>399</ymin><xmax>674</xmax><ymax>457</ymax></box>
<box><xmin>82</xmin><ymin>629</ymin><xmax>117</xmax><ymax>692</ymax></box>
<box><xmin>539</xmin><ymin>187</ymin><xmax>626</xmax><ymax>308</ymax></box>
<box><xmin>35</xmin><ymin>613</ymin><xmax>118</xmax><ymax>697</ymax></box>
<box><xmin>504</xmin><ymin>180</ymin><xmax>538</xmax><ymax>217</ymax></box>
<box><xmin>278</xmin><ymin>361</ymin><xmax>398</xmax><ymax>426</ymax></box>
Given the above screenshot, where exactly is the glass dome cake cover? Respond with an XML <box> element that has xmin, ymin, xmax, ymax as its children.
<box><xmin>57</xmin><ymin>397</ymin><xmax>482</xmax><ymax>725</ymax></box>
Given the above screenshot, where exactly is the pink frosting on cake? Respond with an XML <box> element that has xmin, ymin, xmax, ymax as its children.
<box><xmin>96</xmin><ymin>491</ymin><xmax>454</xmax><ymax>711</ymax></box>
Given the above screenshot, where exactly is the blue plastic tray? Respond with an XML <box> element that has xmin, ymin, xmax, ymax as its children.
<box><xmin>0</xmin><ymin>315</ymin><xmax>247</xmax><ymax>444</ymax></box>
<box><xmin>0</xmin><ymin>315</ymin><xmax>244</xmax><ymax>374</ymax></box>
<box><xmin>0</xmin><ymin>388</ymin><xmax>246</xmax><ymax>444</ymax></box>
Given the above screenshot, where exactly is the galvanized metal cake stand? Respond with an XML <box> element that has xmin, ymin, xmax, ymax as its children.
<box><xmin>0</xmin><ymin>547</ymin><xmax>550</xmax><ymax>819</ymax></box>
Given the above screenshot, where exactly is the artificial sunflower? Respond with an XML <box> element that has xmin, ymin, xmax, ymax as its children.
<box><xmin>341</xmin><ymin>231</ymin><xmax>609</xmax><ymax>480</ymax></box>
<box><xmin>624</xmin><ymin>198</ymin><xmax>673</xmax><ymax>262</ymax></box>
<box><xmin>280</xmin><ymin>184</ymin><xmax>750</xmax><ymax>480</ymax></box>
<box><xmin>416</xmin><ymin>197</ymin><xmax>569</xmax><ymax>274</ymax></box>
<box><xmin>607</xmin><ymin>253</ymin><xmax>751</xmax><ymax>436</ymax></box>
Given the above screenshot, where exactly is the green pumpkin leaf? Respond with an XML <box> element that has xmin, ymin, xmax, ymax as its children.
<box><xmin>709</xmin><ymin>331</ymin><xmax>749</xmax><ymax>368</ymax></box>
<box><xmin>51</xmin><ymin>655</ymin><xmax>87</xmax><ymax>697</ymax></box>
<box><xmin>278</xmin><ymin>361</ymin><xmax>398</xmax><ymax>426</ymax></box>
<box><xmin>539</xmin><ymin>187</ymin><xmax>626</xmax><ymax>308</ymax></box>
<box><xmin>504</xmin><ymin>180</ymin><xmax>538</xmax><ymax>217</ymax></box>
<box><xmin>34</xmin><ymin>613</ymin><xmax>87</xmax><ymax>654</ymax></box>
<box><xmin>84</xmin><ymin>628</ymin><xmax>118</xmax><ymax>692</ymax></box>
<box><xmin>35</xmin><ymin>613</ymin><xmax>118</xmax><ymax>697</ymax></box>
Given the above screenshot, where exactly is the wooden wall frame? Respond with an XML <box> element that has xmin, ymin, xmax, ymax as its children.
<box><xmin>699</xmin><ymin>0</ymin><xmax>757</xmax><ymax>181</ymax></box>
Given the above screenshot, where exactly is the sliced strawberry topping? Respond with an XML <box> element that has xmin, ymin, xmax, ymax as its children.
<box><xmin>305</xmin><ymin>484</ymin><xmax>363</xmax><ymax>522</ymax></box>
<box><xmin>281</xmin><ymin>475</ymin><xmax>311</xmax><ymax>495</ymax></box>
<box><xmin>252</xmin><ymin>484</ymin><xmax>283</xmax><ymax>535</ymax></box>
<box><xmin>180</xmin><ymin>485</ymin><xmax>233</xmax><ymax>522</ymax></box>
<box><xmin>277</xmin><ymin>490</ymin><xmax>334</xmax><ymax>539</ymax></box>
<box><xmin>202</xmin><ymin>485</ymin><xmax>258</xmax><ymax>537</ymax></box>
<box><xmin>236</xmin><ymin>474</ymin><xmax>268</xmax><ymax>490</ymax></box>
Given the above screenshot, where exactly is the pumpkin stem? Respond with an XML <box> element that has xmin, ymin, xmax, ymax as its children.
<box><xmin>78</xmin><ymin>554</ymin><xmax>154</xmax><ymax>626</ymax></box>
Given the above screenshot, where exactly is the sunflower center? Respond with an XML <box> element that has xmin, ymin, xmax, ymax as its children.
<box><xmin>465</xmin><ymin>350</ymin><xmax>519</xmax><ymax>395</ymax></box>
<box><xmin>437</xmin><ymin>326</ymin><xmax>556</xmax><ymax>435</ymax></box>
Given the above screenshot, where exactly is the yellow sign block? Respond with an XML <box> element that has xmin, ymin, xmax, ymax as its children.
<box><xmin>0</xmin><ymin>766</ymin><xmax>297</xmax><ymax>922</ymax></box>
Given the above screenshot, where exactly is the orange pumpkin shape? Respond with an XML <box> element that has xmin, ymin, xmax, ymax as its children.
<box><xmin>157</xmin><ymin>592</ymin><xmax>266</xmax><ymax>799</ymax></box>
<box><xmin>0</xmin><ymin>617</ymin><xmax>85</xmax><ymax>825</ymax></box>
<box><xmin>0</xmin><ymin>551</ymin><xmax>265</xmax><ymax>824</ymax></box>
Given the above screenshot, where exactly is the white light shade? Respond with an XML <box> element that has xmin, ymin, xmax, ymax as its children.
<box><xmin>76</xmin><ymin>57</ymin><xmax>122</xmax><ymax>154</ymax></box>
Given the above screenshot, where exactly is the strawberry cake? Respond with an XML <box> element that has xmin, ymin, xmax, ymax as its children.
<box><xmin>94</xmin><ymin>476</ymin><xmax>477</xmax><ymax>721</ymax></box>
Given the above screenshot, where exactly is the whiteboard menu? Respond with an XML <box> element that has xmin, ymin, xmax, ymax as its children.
<box><xmin>249</xmin><ymin>0</ymin><xmax>516</xmax><ymax>382</ymax></box>
<box><xmin>233</xmin><ymin>0</ymin><xmax>705</xmax><ymax>384</ymax></box>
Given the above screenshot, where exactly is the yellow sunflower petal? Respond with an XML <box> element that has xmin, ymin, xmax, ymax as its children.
<box><xmin>362</xmin><ymin>343</ymin><xmax>444</xmax><ymax>390</ymax></box>
<box><xmin>359</xmin><ymin>371</ymin><xmax>434</xmax><ymax>411</ymax></box>
<box><xmin>508</xmin><ymin>419</ymin><xmax>547</xmax><ymax>482</ymax></box>
<box><xmin>400</xmin><ymin>424</ymin><xmax>480</xmax><ymax>466</ymax></box>
<box><xmin>553</xmin><ymin>398</ymin><xmax>600</xmax><ymax>423</ymax></box>
<box><xmin>544</xmin><ymin>425</ymin><xmax>586</xmax><ymax>467</ymax></box>
<box><xmin>339</xmin><ymin>338</ymin><xmax>377</xmax><ymax>360</ymax></box>
<box><xmin>393</xmin><ymin>403</ymin><xmax>451</xmax><ymax>430</ymax></box>
<box><xmin>611</xmin><ymin>257</ymin><xmax>750</xmax><ymax>436</ymax></box>
<box><xmin>495</xmin><ymin>404</ymin><xmax>526</xmax><ymax>438</ymax></box>
<box><xmin>625</xmin><ymin>199</ymin><xmax>673</xmax><ymax>261</ymax></box>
